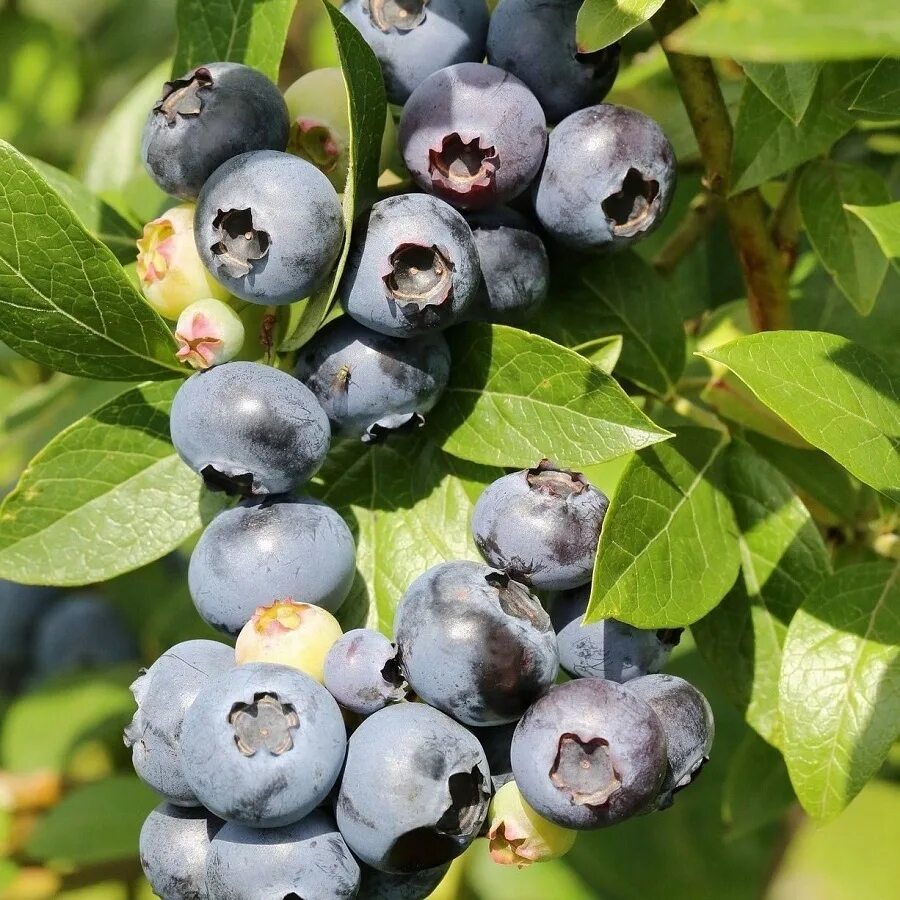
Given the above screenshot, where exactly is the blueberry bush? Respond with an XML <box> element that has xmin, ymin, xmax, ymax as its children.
<box><xmin>0</xmin><ymin>0</ymin><xmax>898</xmax><ymax>898</ymax></box>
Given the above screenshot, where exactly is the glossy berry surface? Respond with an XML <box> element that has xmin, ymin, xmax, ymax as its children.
<box><xmin>139</xmin><ymin>803</ymin><xmax>223</xmax><ymax>900</ymax></box>
<box><xmin>195</xmin><ymin>150</ymin><xmax>343</xmax><ymax>304</ymax></box>
<box><xmin>624</xmin><ymin>673</ymin><xmax>714</xmax><ymax>808</ymax></box>
<box><xmin>510</xmin><ymin>678</ymin><xmax>667</xmax><ymax>829</ymax></box>
<box><xmin>341</xmin><ymin>0</ymin><xmax>489</xmax><ymax>105</ymax></box>
<box><xmin>487</xmin><ymin>0</ymin><xmax>620</xmax><ymax>124</ymax></box>
<box><xmin>552</xmin><ymin>585</ymin><xmax>682</xmax><ymax>682</ymax></box>
<box><xmin>170</xmin><ymin>361</ymin><xmax>330</xmax><ymax>496</ymax></box>
<box><xmin>534</xmin><ymin>104</ymin><xmax>676</xmax><ymax>251</ymax></box>
<box><xmin>472</xmin><ymin>460</ymin><xmax>609</xmax><ymax>590</ymax></box>
<box><xmin>141</xmin><ymin>62</ymin><xmax>289</xmax><ymax>200</ymax></box>
<box><xmin>206</xmin><ymin>811</ymin><xmax>360</xmax><ymax>899</ymax></box>
<box><xmin>125</xmin><ymin>639</ymin><xmax>235</xmax><ymax>806</ymax></box>
<box><xmin>296</xmin><ymin>316</ymin><xmax>451</xmax><ymax>441</ymax></box>
<box><xmin>400</xmin><ymin>63</ymin><xmax>547</xmax><ymax>210</ymax></box>
<box><xmin>323</xmin><ymin>628</ymin><xmax>407</xmax><ymax>715</ymax></box>
<box><xmin>336</xmin><ymin>703</ymin><xmax>491</xmax><ymax>873</ymax></box>
<box><xmin>188</xmin><ymin>495</ymin><xmax>355</xmax><ymax>634</ymax></box>
<box><xmin>180</xmin><ymin>662</ymin><xmax>347</xmax><ymax>828</ymax></box>
<box><xmin>394</xmin><ymin>560</ymin><xmax>558</xmax><ymax>725</ymax></box>
<box><xmin>340</xmin><ymin>193</ymin><xmax>480</xmax><ymax>337</ymax></box>
<box><xmin>357</xmin><ymin>863</ymin><xmax>450</xmax><ymax>900</ymax></box>
<box><xmin>174</xmin><ymin>297</ymin><xmax>245</xmax><ymax>369</ymax></box>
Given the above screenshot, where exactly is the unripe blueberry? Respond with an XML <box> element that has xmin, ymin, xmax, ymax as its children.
<box><xmin>235</xmin><ymin>599</ymin><xmax>343</xmax><ymax>684</ymax></box>
<box><xmin>487</xmin><ymin>780</ymin><xmax>577</xmax><ymax>867</ymax></box>
<box><xmin>174</xmin><ymin>298</ymin><xmax>245</xmax><ymax>370</ymax></box>
<box><xmin>136</xmin><ymin>204</ymin><xmax>230</xmax><ymax>319</ymax></box>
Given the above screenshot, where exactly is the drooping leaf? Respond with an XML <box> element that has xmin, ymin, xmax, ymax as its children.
<box><xmin>844</xmin><ymin>201</ymin><xmax>900</xmax><ymax>261</ymax></box>
<box><xmin>692</xmin><ymin>441</ymin><xmax>831</xmax><ymax>746</ymax></box>
<box><xmin>850</xmin><ymin>58</ymin><xmax>900</xmax><ymax>118</ymax></box>
<box><xmin>0</xmin><ymin>381</ymin><xmax>227</xmax><ymax>586</ymax></box>
<box><xmin>701</xmin><ymin>332</ymin><xmax>900</xmax><ymax>502</ymax></box>
<box><xmin>428</xmin><ymin>323</ymin><xmax>672</xmax><ymax>469</ymax></box>
<box><xmin>0</xmin><ymin>141</ymin><xmax>180</xmax><ymax>381</ymax></box>
<box><xmin>575</xmin><ymin>0</ymin><xmax>665</xmax><ymax>51</ymax></box>
<box><xmin>740</xmin><ymin>62</ymin><xmax>821</xmax><ymax>124</ymax></box>
<box><xmin>779</xmin><ymin>562</ymin><xmax>900</xmax><ymax>820</ymax></box>
<box><xmin>586</xmin><ymin>427</ymin><xmax>740</xmax><ymax>628</ymax></box>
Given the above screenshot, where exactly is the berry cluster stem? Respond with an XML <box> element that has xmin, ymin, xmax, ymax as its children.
<box><xmin>651</xmin><ymin>0</ymin><xmax>791</xmax><ymax>331</ymax></box>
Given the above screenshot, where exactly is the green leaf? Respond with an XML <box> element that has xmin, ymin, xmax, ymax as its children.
<box><xmin>845</xmin><ymin>201</ymin><xmax>900</xmax><ymax>261</ymax></box>
<box><xmin>26</xmin><ymin>775</ymin><xmax>157</xmax><ymax>865</ymax></box>
<box><xmin>586</xmin><ymin>427</ymin><xmax>740</xmax><ymax>628</ymax></box>
<box><xmin>281</xmin><ymin>1</ymin><xmax>387</xmax><ymax>352</ymax></box>
<box><xmin>0</xmin><ymin>381</ymin><xmax>227</xmax><ymax>586</ymax></box>
<box><xmin>701</xmin><ymin>332</ymin><xmax>900</xmax><ymax>502</ymax></box>
<box><xmin>28</xmin><ymin>159</ymin><xmax>139</xmax><ymax>264</ymax></box>
<box><xmin>312</xmin><ymin>437</ymin><xmax>501</xmax><ymax>634</ymax></box>
<box><xmin>850</xmin><ymin>58</ymin><xmax>900</xmax><ymax>119</ymax></box>
<box><xmin>669</xmin><ymin>0</ymin><xmax>900</xmax><ymax>61</ymax></box>
<box><xmin>779</xmin><ymin>562</ymin><xmax>900</xmax><ymax>820</ymax></box>
<box><xmin>0</xmin><ymin>141</ymin><xmax>181</xmax><ymax>381</ymax></box>
<box><xmin>532</xmin><ymin>251</ymin><xmax>686</xmax><ymax>397</ymax></box>
<box><xmin>173</xmin><ymin>0</ymin><xmax>298</xmax><ymax>81</ymax></box>
<box><xmin>740</xmin><ymin>62</ymin><xmax>820</xmax><ymax>124</ymax></box>
<box><xmin>575</xmin><ymin>0</ymin><xmax>665</xmax><ymax>51</ymax></box>
<box><xmin>798</xmin><ymin>161</ymin><xmax>891</xmax><ymax>314</ymax></box>
<box><xmin>692</xmin><ymin>441</ymin><xmax>831</xmax><ymax>746</ymax></box>
<box><xmin>583</xmin><ymin>334</ymin><xmax>623</xmax><ymax>375</ymax></box>
<box><xmin>427</xmin><ymin>323</ymin><xmax>672</xmax><ymax>469</ymax></box>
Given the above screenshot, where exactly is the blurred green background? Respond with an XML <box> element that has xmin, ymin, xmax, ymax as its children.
<box><xmin>0</xmin><ymin>1</ymin><xmax>898</xmax><ymax>898</ymax></box>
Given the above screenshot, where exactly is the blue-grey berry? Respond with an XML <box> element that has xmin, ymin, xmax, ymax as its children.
<box><xmin>323</xmin><ymin>628</ymin><xmax>407</xmax><ymax>715</ymax></box>
<box><xmin>358</xmin><ymin>863</ymin><xmax>451</xmax><ymax>900</ymax></box>
<box><xmin>471</xmin><ymin>721</ymin><xmax>517</xmax><ymax>792</ymax></box>
<box><xmin>180</xmin><ymin>662</ymin><xmax>346</xmax><ymax>828</ymax></box>
<box><xmin>0</xmin><ymin>580</ymin><xmax>56</xmax><ymax>686</ymax></box>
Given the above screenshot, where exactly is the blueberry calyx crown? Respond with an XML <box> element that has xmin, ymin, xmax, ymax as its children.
<box><xmin>228</xmin><ymin>692</ymin><xmax>300</xmax><ymax>757</ymax></box>
<box><xmin>525</xmin><ymin>459</ymin><xmax>588</xmax><ymax>498</ymax></box>
<box><xmin>200</xmin><ymin>464</ymin><xmax>256</xmax><ymax>497</ymax></box>
<box><xmin>383</xmin><ymin>242</ymin><xmax>454</xmax><ymax>308</ymax></box>
<box><xmin>484</xmin><ymin>571</ymin><xmax>551</xmax><ymax>631</ymax></box>
<box><xmin>210</xmin><ymin>208</ymin><xmax>271</xmax><ymax>279</ymax></box>
<box><xmin>550</xmin><ymin>733</ymin><xmax>621</xmax><ymax>807</ymax></box>
<box><xmin>429</xmin><ymin>134</ymin><xmax>499</xmax><ymax>203</ymax></box>
<box><xmin>601</xmin><ymin>168</ymin><xmax>660</xmax><ymax>236</ymax></box>
<box><xmin>365</xmin><ymin>0</ymin><xmax>428</xmax><ymax>33</ymax></box>
<box><xmin>154</xmin><ymin>67</ymin><xmax>214</xmax><ymax>126</ymax></box>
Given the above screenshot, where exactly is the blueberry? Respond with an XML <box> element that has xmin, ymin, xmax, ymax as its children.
<box><xmin>206</xmin><ymin>811</ymin><xmax>360</xmax><ymax>899</ymax></box>
<box><xmin>189</xmin><ymin>495</ymin><xmax>355</xmax><ymax>634</ymax></box>
<box><xmin>180</xmin><ymin>662</ymin><xmax>346</xmax><ymax>828</ymax></box>
<box><xmin>295</xmin><ymin>317</ymin><xmax>451</xmax><ymax>441</ymax></box>
<box><xmin>139</xmin><ymin>803</ymin><xmax>224</xmax><ymax>900</ymax></box>
<box><xmin>472</xmin><ymin>460</ymin><xmax>609</xmax><ymax>590</ymax></box>
<box><xmin>534</xmin><ymin>104</ymin><xmax>676</xmax><ymax>251</ymax></box>
<box><xmin>339</xmin><ymin>194</ymin><xmax>480</xmax><ymax>337</ymax></box>
<box><xmin>323</xmin><ymin>628</ymin><xmax>407</xmax><ymax>715</ymax></box>
<box><xmin>467</xmin><ymin>208</ymin><xmax>549</xmax><ymax>323</ymax></box>
<box><xmin>194</xmin><ymin>150</ymin><xmax>343</xmax><ymax>305</ymax></box>
<box><xmin>357</xmin><ymin>863</ymin><xmax>450</xmax><ymax>900</ymax></box>
<box><xmin>141</xmin><ymin>62</ymin><xmax>289</xmax><ymax>200</ymax></box>
<box><xmin>623</xmin><ymin>674</ymin><xmax>714</xmax><ymax>808</ymax></box>
<box><xmin>341</xmin><ymin>0</ymin><xmax>489</xmax><ymax>105</ymax></box>
<box><xmin>486</xmin><ymin>0</ymin><xmax>620</xmax><ymax>124</ymax></box>
<box><xmin>510</xmin><ymin>678</ymin><xmax>667</xmax><ymax>828</ymax></box>
<box><xmin>170</xmin><ymin>361</ymin><xmax>331</xmax><ymax>496</ymax></box>
<box><xmin>394</xmin><ymin>561</ymin><xmax>558</xmax><ymax>725</ymax></box>
<box><xmin>0</xmin><ymin>580</ymin><xmax>55</xmax><ymax>686</ymax></box>
<box><xmin>400</xmin><ymin>63</ymin><xmax>547</xmax><ymax>210</ymax></box>
<box><xmin>125</xmin><ymin>639</ymin><xmax>234</xmax><ymax>806</ymax></box>
<box><xmin>336</xmin><ymin>703</ymin><xmax>491</xmax><ymax>872</ymax></box>
<box><xmin>470</xmin><ymin>721</ymin><xmax>517</xmax><ymax>792</ymax></box>
<box><xmin>552</xmin><ymin>586</ymin><xmax>682</xmax><ymax>682</ymax></box>
<box><xmin>32</xmin><ymin>594</ymin><xmax>137</xmax><ymax>678</ymax></box>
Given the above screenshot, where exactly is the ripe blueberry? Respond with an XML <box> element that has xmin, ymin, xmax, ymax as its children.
<box><xmin>141</xmin><ymin>62</ymin><xmax>289</xmax><ymax>200</ymax></box>
<box><xmin>472</xmin><ymin>460</ymin><xmax>609</xmax><ymax>591</ymax></box>
<box><xmin>206</xmin><ymin>811</ymin><xmax>361</xmax><ymax>899</ymax></box>
<box><xmin>188</xmin><ymin>495</ymin><xmax>355</xmax><ymax>634</ymax></box>
<box><xmin>323</xmin><ymin>628</ymin><xmax>407</xmax><ymax>715</ymax></box>
<box><xmin>194</xmin><ymin>150</ymin><xmax>343</xmax><ymax>305</ymax></box>
<box><xmin>534</xmin><ymin>104</ymin><xmax>676</xmax><ymax>251</ymax></box>
<box><xmin>180</xmin><ymin>662</ymin><xmax>347</xmax><ymax>828</ymax></box>
<box><xmin>125</xmin><ymin>639</ymin><xmax>235</xmax><ymax>806</ymax></box>
<box><xmin>471</xmin><ymin>721</ymin><xmax>517</xmax><ymax>792</ymax></box>
<box><xmin>400</xmin><ymin>63</ymin><xmax>547</xmax><ymax>210</ymax></box>
<box><xmin>357</xmin><ymin>863</ymin><xmax>450</xmax><ymax>900</ymax></box>
<box><xmin>295</xmin><ymin>316</ymin><xmax>451</xmax><ymax>441</ymax></box>
<box><xmin>336</xmin><ymin>703</ymin><xmax>491</xmax><ymax>872</ymax></box>
<box><xmin>339</xmin><ymin>194</ymin><xmax>480</xmax><ymax>337</ymax></box>
<box><xmin>0</xmin><ymin>580</ymin><xmax>55</xmax><ymax>687</ymax></box>
<box><xmin>510</xmin><ymin>678</ymin><xmax>667</xmax><ymax>828</ymax></box>
<box><xmin>394</xmin><ymin>560</ymin><xmax>559</xmax><ymax>726</ymax></box>
<box><xmin>487</xmin><ymin>0</ymin><xmax>620</xmax><ymax>124</ymax></box>
<box><xmin>341</xmin><ymin>0</ymin><xmax>489</xmax><ymax>105</ymax></box>
<box><xmin>175</xmin><ymin>298</ymin><xmax>245</xmax><ymax>369</ymax></box>
<box><xmin>169</xmin><ymin>361</ymin><xmax>330</xmax><ymax>496</ymax></box>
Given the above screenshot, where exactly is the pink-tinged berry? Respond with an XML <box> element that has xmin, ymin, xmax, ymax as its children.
<box><xmin>174</xmin><ymin>298</ymin><xmax>245</xmax><ymax>370</ymax></box>
<box><xmin>487</xmin><ymin>781</ymin><xmax>577</xmax><ymax>867</ymax></box>
<box><xmin>136</xmin><ymin>204</ymin><xmax>229</xmax><ymax>319</ymax></box>
<box><xmin>235</xmin><ymin>599</ymin><xmax>343</xmax><ymax>683</ymax></box>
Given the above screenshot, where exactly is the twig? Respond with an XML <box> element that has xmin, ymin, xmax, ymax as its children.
<box><xmin>652</xmin><ymin>191</ymin><xmax>724</xmax><ymax>276</ymax></box>
<box><xmin>770</xmin><ymin>167</ymin><xmax>804</xmax><ymax>273</ymax></box>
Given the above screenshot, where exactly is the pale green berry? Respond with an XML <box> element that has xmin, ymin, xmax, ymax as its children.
<box><xmin>487</xmin><ymin>780</ymin><xmax>577</xmax><ymax>867</ymax></box>
<box><xmin>174</xmin><ymin>298</ymin><xmax>245</xmax><ymax>370</ymax></box>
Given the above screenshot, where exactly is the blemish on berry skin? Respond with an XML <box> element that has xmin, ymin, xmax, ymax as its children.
<box><xmin>210</xmin><ymin>208</ymin><xmax>271</xmax><ymax>278</ymax></box>
<box><xmin>155</xmin><ymin>67</ymin><xmax>214</xmax><ymax>125</ymax></box>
